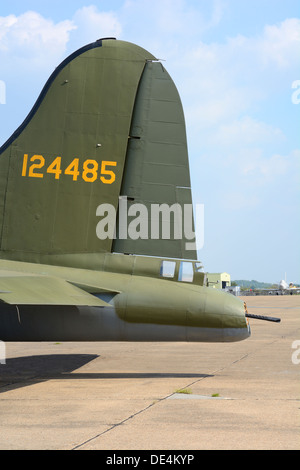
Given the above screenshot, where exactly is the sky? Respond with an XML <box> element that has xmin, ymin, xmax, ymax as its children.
<box><xmin>0</xmin><ymin>0</ymin><xmax>299</xmax><ymax>283</ymax></box>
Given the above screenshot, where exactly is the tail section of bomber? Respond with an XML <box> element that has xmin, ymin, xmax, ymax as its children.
<box><xmin>0</xmin><ymin>38</ymin><xmax>196</xmax><ymax>267</ymax></box>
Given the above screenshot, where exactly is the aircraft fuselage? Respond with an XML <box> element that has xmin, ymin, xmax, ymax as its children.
<box><xmin>0</xmin><ymin>258</ymin><xmax>251</xmax><ymax>343</ymax></box>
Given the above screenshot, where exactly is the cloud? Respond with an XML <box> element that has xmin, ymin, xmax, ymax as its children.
<box><xmin>71</xmin><ymin>6</ymin><xmax>122</xmax><ymax>46</ymax></box>
<box><xmin>258</xmin><ymin>18</ymin><xmax>300</xmax><ymax>68</ymax></box>
<box><xmin>0</xmin><ymin>5</ymin><xmax>124</xmax><ymax>71</ymax></box>
<box><xmin>120</xmin><ymin>0</ymin><xmax>225</xmax><ymax>54</ymax></box>
<box><xmin>0</xmin><ymin>11</ymin><xmax>75</xmax><ymax>66</ymax></box>
<box><xmin>153</xmin><ymin>0</ymin><xmax>224</xmax><ymax>35</ymax></box>
<box><xmin>241</xmin><ymin>150</ymin><xmax>290</xmax><ymax>180</ymax></box>
<box><xmin>220</xmin><ymin>190</ymin><xmax>260</xmax><ymax>211</ymax></box>
<box><xmin>214</xmin><ymin>117</ymin><xmax>285</xmax><ymax>147</ymax></box>
<box><xmin>207</xmin><ymin>148</ymin><xmax>297</xmax><ymax>212</ymax></box>
<box><xmin>0</xmin><ymin>6</ymin><xmax>123</xmax><ymax>145</ymax></box>
<box><xmin>178</xmin><ymin>17</ymin><xmax>300</xmax><ymax>128</ymax></box>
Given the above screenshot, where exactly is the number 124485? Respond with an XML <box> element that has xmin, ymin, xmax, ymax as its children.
<box><xmin>21</xmin><ymin>154</ymin><xmax>117</xmax><ymax>184</ymax></box>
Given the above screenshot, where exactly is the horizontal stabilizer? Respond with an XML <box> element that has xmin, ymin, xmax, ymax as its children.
<box><xmin>0</xmin><ymin>275</ymin><xmax>113</xmax><ymax>307</ymax></box>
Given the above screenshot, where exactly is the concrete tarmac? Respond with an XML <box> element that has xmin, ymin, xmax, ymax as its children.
<box><xmin>0</xmin><ymin>295</ymin><xmax>299</xmax><ymax>450</ymax></box>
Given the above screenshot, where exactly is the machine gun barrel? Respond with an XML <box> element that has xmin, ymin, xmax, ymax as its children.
<box><xmin>245</xmin><ymin>313</ymin><xmax>281</xmax><ymax>323</ymax></box>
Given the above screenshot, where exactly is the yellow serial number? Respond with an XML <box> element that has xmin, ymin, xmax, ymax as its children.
<box><xmin>21</xmin><ymin>154</ymin><xmax>117</xmax><ymax>184</ymax></box>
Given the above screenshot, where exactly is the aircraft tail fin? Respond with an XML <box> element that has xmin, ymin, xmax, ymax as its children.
<box><xmin>0</xmin><ymin>39</ymin><xmax>196</xmax><ymax>267</ymax></box>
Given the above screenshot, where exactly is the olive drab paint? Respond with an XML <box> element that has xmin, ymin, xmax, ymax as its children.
<box><xmin>0</xmin><ymin>38</ymin><xmax>196</xmax><ymax>262</ymax></box>
<box><xmin>0</xmin><ymin>40</ymin><xmax>153</xmax><ymax>260</ymax></box>
<box><xmin>0</xmin><ymin>39</ymin><xmax>252</xmax><ymax>343</ymax></box>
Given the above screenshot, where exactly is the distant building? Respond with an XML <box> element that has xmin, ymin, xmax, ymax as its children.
<box><xmin>225</xmin><ymin>285</ymin><xmax>241</xmax><ymax>296</ymax></box>
<box><xmin>207</xmin><ymin>272</ymin><xmax>231</xmax><ymax>289</ymax></box>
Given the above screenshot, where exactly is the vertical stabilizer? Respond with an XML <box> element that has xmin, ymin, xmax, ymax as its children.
<box><xmin>0</xmin><ymin>39</ymin><xmax>196</xmax><ymax>266</ymax></box>
<box><xmin>0</xmin><ymin>39</ymin><xmax>155</xmax><ymax>264</ymax></box>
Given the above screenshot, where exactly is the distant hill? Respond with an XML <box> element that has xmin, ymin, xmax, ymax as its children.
<box><xmin>232</xmin><ymin>280</ymin><xmax>274</xmax><ymax>289</ymax></box>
